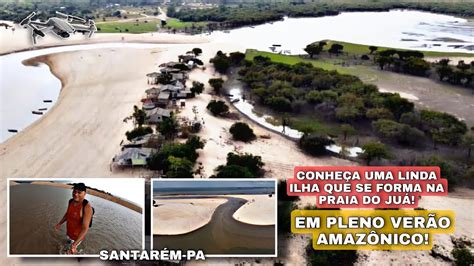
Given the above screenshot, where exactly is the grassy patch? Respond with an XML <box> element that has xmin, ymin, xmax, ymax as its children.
<box><xmin>317</xmin><ymin>40</ymin><xmax>474</xmax><ymax>58</ymax></box>
<box><xmin>245</xmin><ymin>49</ymin><xmax>347</xmax><ymax>72</ymax></box>
<box><xmin>97</xmin><ymin>20</ymin><xmax>159</xmax><ymax>33</ymax></box>
<box><xmin>289</xmin><ymin>117</ymin><xmax>340</xmax><ymax>136</ymax></box>
<box><xmin>166</xmin><ymin>18</ymin><xmax>208</xmax><ymax>30</ymax></box>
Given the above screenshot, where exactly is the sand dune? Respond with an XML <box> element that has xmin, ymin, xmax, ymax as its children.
<box><xmin>232</xmin><ymin>194</ymin><xmax>276</xmax><ymax>226</ymax></box>
<box><xmin>153</xmin><ymin>197</ymin><xmax>227</xmax><ymax>235</ymax></box>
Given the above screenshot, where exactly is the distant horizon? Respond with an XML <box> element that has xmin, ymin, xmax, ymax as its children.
<box><xmin>153</xmin><ymin>180</ymin><xmax>275</xmax><ymax>192</ymax></box>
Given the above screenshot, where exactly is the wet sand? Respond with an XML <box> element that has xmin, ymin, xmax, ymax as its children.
<box><xmin>153</xmin><ymin>196</ymin><xmax>275</xmax><ymax>255</ymax></box>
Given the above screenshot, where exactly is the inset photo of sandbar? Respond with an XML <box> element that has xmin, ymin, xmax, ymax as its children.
<box><xmin>152</xmin><ymin>179</ymin><xmax>276</xmax><ymax>257</ymax></box>
<box><xmin>8</xmin><ymin>178</ymin><xmax>144</xmax><ymax>256</ymax></box>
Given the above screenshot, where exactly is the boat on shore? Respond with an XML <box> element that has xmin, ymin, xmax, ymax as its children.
<box><xmin>32</xmin><ymin>111</ymin><xmax>43</xmax><ymax>115</ymax></box>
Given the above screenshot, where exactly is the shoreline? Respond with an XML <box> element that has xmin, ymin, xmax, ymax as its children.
<box><xmin>11</xmin><ymin>181</ymin><xmax>142</xmax><ymax>213</ymax></box>
<box><xmin>153</xmin><ymin>194</ymin><xmax>275</xmax><ymax>235</ymax></box>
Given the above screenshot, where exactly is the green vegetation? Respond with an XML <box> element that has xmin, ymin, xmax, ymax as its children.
<box><xmin>317</xmin><ymin>40</ymin><xmax>474</xmax><ymax>58</ymax></box>
<box><xmin>210</xmin><ymin>51</ymin><xmax>246</xmax><ymax>74</ymax></box>
<box><xmin>246</xmin><ymin>49</ymin><xmax>343</xmax><ymax>72</ymax></box>
<box><xmin>206</xmin><ymin>100</ymin><xmax>229</xmax><ymax>116</ymax></box>
<box><xmin>299</xmin><ymin>134</ymin><xmax>335</xmax><ymax>156</ymax></box>
<box><xmin>277</xmin><ymin>180</ymin><xmax>299</xmax><ymax>234</ymax></box>
<box><xmin>148</xmin><ymin>136</ymin><xmax>205</xmax><ymax>178</ymax></box>
<box><xmin>157</xmin><ymin>116</ymin><xmax>179</xmax><ymax>140</ymax></box>
<box><xmin>190</xmin><ymin>81</ymin><xmax>204</xmax><ymax>95</ymax></box>
<box><xmin>212</xmin><ymin>152</ymin><xmax>264</xmax><ymax>178</ymax></box>
<box><xmin>361</xmin><ymin>142</ymin><xmax>392</xmax><ymax>165</ymax></box>
<box><xmin>125</xmin><ymin>126</ymin><xmax>153</xmax><ymax>141</ymax></box>
<box><xmin>229</xmin><ymin>122</ymin><xmax>256</xmax><ymax>142</ymax></box>
<box><xmin>97</xmin><ymin>20</ymin><xmax>159</xmax><ymax>33</ymax></box>
<box><xmin>208</xmin><ymin>78</ymin><xmax>224</xmax><ymax>95</ymax></box>
<box><xmin>452</xmin><ymin>247</ymin><xmax>474</xmax><ymax>266</ymax></box>
<box><xmin>165</xmin><ymin>18</ymin><xmax>208</xmax><ymax>30</ymax></box>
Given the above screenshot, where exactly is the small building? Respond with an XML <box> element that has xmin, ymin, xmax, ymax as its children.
<box><xmin>113</xmin><ymin>148</ymin><xmax>155</xmax><ymax>167</ymax></box>
<box><xmin>122</xmin><ymin>134</ymin><xmax>164</xmax><ymax>149</ymax></box>
<box><xmin>145</xmin><ymin>107</ymin><xmax>172</xmax><ymax>124</ymax></box>
<box><xmin>146</xmin><ymin>72</ymin><xmax>161</xmax><ymax>85</ymax></box>
<box><xmin>156</xmin><ymin>91</ymin><xmax>170</xmax><ymax>107</ymax></box>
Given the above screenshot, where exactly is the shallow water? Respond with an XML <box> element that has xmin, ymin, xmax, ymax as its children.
<box><xmin>208</xmin><ymin>10</ymin><xmax>474</xmax><ymax>54</ymax></box>
<box><xmin>153</xmin><ymin>196</ymin><xmax>275</xmax><ymax>255</ymax></box>
<box><xmin>9</xmin><ymin>184</ymin><xmax>142</xmax><ymax>255</ymax></box>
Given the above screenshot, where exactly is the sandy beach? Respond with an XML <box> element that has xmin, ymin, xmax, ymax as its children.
<box><xmin>153</xmin><ymin>197</ymin><xmax>227</xmax><ymax>235</ymax></box>
<box><xmin>153</xmin><ymin>194</ymin><xmax>276</xmax><ymax>235</ymax></box>
<box><xmin>232</xmin><ymin>194</ymin><xmax>276</xmax><ymax>226</ymax></box>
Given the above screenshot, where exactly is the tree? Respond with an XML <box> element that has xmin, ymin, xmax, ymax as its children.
<box><xmin>375</xmin><ymin>55</ymin><xmax>392</xmax><ymax>70</ymax></box>
<box><xmin>340</xmin><ymin>124</ymin><xmax>355</xmax><ymax>141</ymax></box>
<box><xmin>225</xmin><ymin>152</ymin><xmax>264</xmax><ymax>176</ymax></box>
<box><xmin>213</xmin><ymin>165</ymin><xmax>253</xmax><ymax>178</ymax></box>
<box><xmin>366</xmin><ymin>108</ymin><xmax>394</xmax><ymax>120</ymax></box>
<box><xmin>132</xmin><ymin>105</ymin><xmax>146</xmax><ymax>126</ymax></box>
<box><xmin>125</xmin><ymin>126</ymin><xmax>153</xmax><ymax>141</ymax></box>
<box><xmin>462</xmin><ymin>132</ymin><xmax>474</xmax><ymax>158</ymax></box>
<box><xmin>360</xmin><ymin>142</ymin><xmax>391</xmax><ymax>165</ymax></box>
<box><xmin>436</xmin><ymin>65</ymin><xmax>453</xmax><ymax>81</ymax></box>
<box><xmin>192</xmin><ymin>47</ymin><xmax>202</xmax><ymax>56</ymax></box>
<box><xmin>210</xmin><ymin>52</ymin><xmax>231</xmax><ymax>74</ymax></box>
<box><xmin>420</xmin><ymin>110</ymin><xmax>468</xmax><ymax>146</ymax></box>
<box><xmin>229</xmin><ymin>122</ymin><xmax>256</xmax><ymax>142</ymax></box>
<box><xmin>190</xmin><ymin>81</ymin><xmax>204</xmax><ymax>95</ymax></box>
<box><xmin>456</xmin><ymin>60</ymin><xmax>470</xmax><ymax>72</ymax></box>
<box><xmin>212</xmin><ymin>152</ymin><xmax>264</xmax><ymax>178</ymax></box>
<box><xmin>229</xmin><ymin>51</ymin><xmax>246</xmax><ymax>65</ymax></box>
<box><xmin>265</xmin><ymin>96</ymin><xmax>292</xmax><ymax>112</ymax></box>
<box><xmin>165</xmin><ymin>156</ymin><xmax>194</xmax><ymax>178</ymax></box>
<box><xmin>206</xmin><ymin>100</ymin><xmax>229</xmax><ymax>116</ymax></box>
<box><xmin>328</xmin><ymin>43</ymin><xmax>344</xmax><ymax>55</ymax></box>
<box><xmin>452</xmin><ymin>247</ymin><xmax>474</xmax><ymax>266</ymax></box>
<box><xmin>304</xmin><ymin>44</ymin><xmax>322</xmax><ymax>58</ymax></box>
<box><xmin>208</xmin><ymin>78</ymin><xmax>224</xmax><ymax>95</ymax></box>
<box><xmin>158</xmin><ymin>116</ymin><xmax>178</xmax><ymax>139</ymax></box>
<box><xmin>372</xmin><ymin>119</ymin><xmax>424</xmax><ymax>147</ymax></box>
<box><xmin>369</xmin><ymin>46</ymin><xmax>378</xmax><ymax>54</ymax></box>
<box><xmin>299</xmin><ymin>134</ymin><xmax>334</xmax><ymax>156</ymax></box>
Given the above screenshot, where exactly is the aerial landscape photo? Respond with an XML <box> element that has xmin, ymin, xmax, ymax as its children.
<box><xmin>152</xmin><ymin>179</ymin><xmax>276</xmax><ymax>256</ymax></box>
<box><xmin>0</xmin><ymin>0</ymin><xmax>473</xmax><ymax>265</ymax></box>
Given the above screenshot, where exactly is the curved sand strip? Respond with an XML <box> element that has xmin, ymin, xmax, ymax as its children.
<box><xmin>154</xmin><ymin>196</ymin><xmax>275</xmax><ymax>255</ymax></box>
<box><xmin>232</xmin><ymin>194</ymin><xmax>276</xmax><ymax>225</ymax></box>
<box><xmin>153</xmin><ymin>197</ymin><xmax>227</xmax><ymax>235</ymax></box>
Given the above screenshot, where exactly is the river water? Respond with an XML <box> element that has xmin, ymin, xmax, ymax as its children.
<box><xmin>9</xmin><ymin>183</ymin><xmax>143</xmax><ymax>255</ymax></box>
<box><xmin>208</xmin><ymin>10</ymin><xmax>473</xmax><ymax>54</ymax></box>
<box><xmin>1</xmin><ymin>10</ymin><xmax>472</xmax><ymax>143</ymax></box>
<box><xmin>153</xmin><ymin>196</ymin><xmax>275</xmax><ymax>256</ymax></box>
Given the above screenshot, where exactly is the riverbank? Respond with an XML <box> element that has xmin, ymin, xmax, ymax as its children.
<box><xmin>153</xmin><ymin>194</ymin><xmax>275</xmax><ymax>235</ymax></box>
<box><xmin>153</xmin><ymin>196</ymin><xmax>275</xmax><ymax>255</ymax></box>
<box><xmin>17</xmin><ymin>181</ymin><xmax>142</xmax><ymax>213</ymax></box>
<box><xmin>0</xmin><ymin>23</ymin><xmax>208</xmax><ymax>55</ymax></box>
<box><xmin>153</xmin><ymin>197</ymin><xmax>227</xmax><ymax>235</ymax></box>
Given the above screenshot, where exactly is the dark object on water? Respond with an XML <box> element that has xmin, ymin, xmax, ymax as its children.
<box><xmin>231</xmin><ymin>98</ymin><xmax>240</xmax><ymax>103</ymax></box>
<box><xmin>32</xmin><ymin>111</ymin><xmax>43</xmax><ymax>115</ymax></box>
<box><xmin>8</xmin><ymin>129</ymin><xmax>18</xmax><ymax>133</ymax></box>
<box><xmin>38</xmin><ymin>107</ymin><xmax>47</xmax><ymax>111</ymax></box>
<box><xmin>43</xmin><ymin>100</ymin><xmax>52</xmax><ymax>103</ymax></box>
<box><xmin>272</xmin><ymin>44</ymin><xmax>281</xmax><ymax>47</ymax></box>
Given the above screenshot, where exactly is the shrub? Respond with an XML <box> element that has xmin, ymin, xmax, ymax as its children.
<box><xmin>206</xmin><ymin>100</ymin><xmax>229</xmax><ymax>116</ymax></box>
<box><xmin>125</xmin><ymin>126</ymin><xmax>153</xmax><ymax>141</ymax></box>
<box><xmin>299</xmin><ymin>134</ymin><xmax>334</xmax><ymax>156</ymax></box>
<box><xmin>229</xmin><ymin>122</ymin><xmax>256</xmax><ymax>142</ymax></box>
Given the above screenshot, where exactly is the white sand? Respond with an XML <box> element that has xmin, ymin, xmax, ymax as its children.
<box><xmin>379</xmin><ymin>87</ymin><xmax>419</xmax><ymax>101</ymax></box>
<box><xmin>153</xmin><ymin>197</ymin><xmax>227</xmax><ymax>235</ymax></box>
<box><xmin>232</xmin><ymin>194</ymin><xmax>276</xmax><ymax>225</ymax></box>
